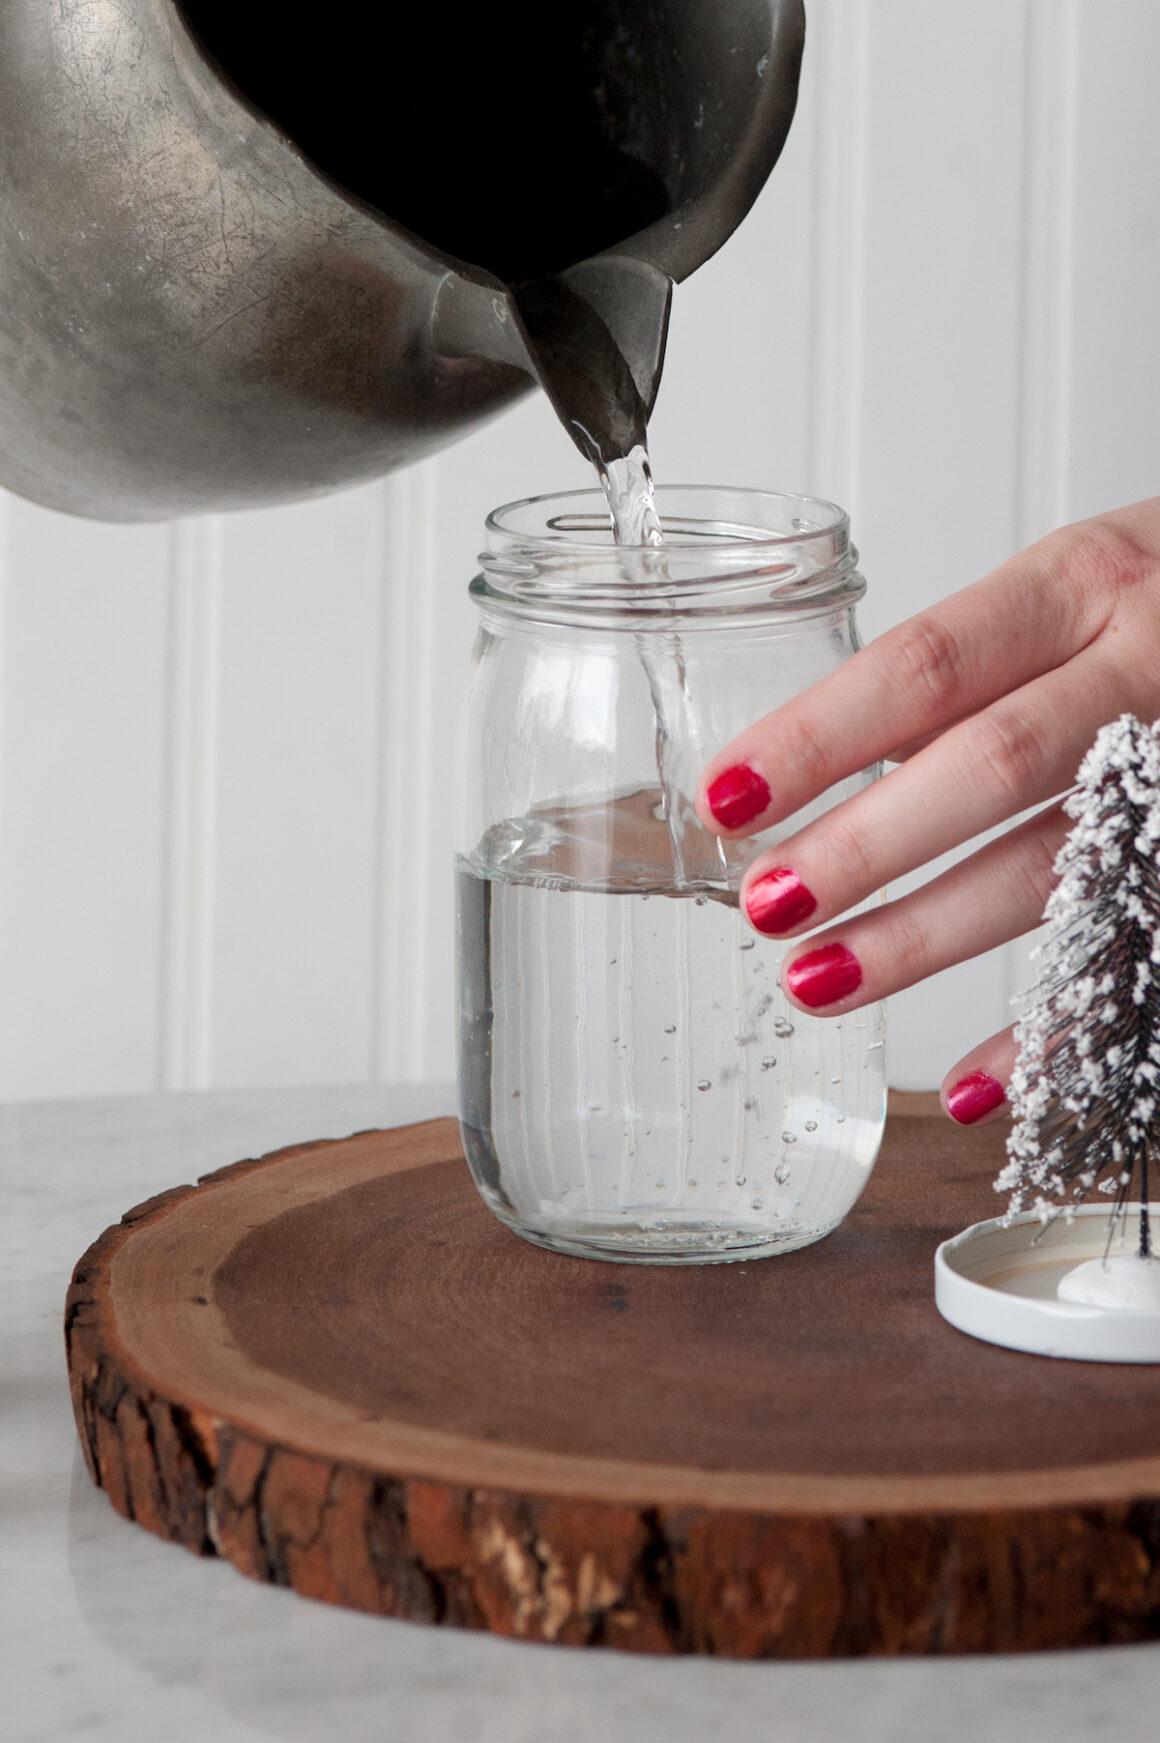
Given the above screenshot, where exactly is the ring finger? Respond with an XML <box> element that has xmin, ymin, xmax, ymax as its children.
<box><xmin>773</xmin><ymin>800</ymin><xmax>1069</xmax><ymax>1015</ymax></box>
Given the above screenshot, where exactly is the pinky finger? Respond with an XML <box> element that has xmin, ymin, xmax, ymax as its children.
<box><xmin>940</xmin><ymin>1028</ymin><xmax>1019</xmax><ymax>1126</ymax></box>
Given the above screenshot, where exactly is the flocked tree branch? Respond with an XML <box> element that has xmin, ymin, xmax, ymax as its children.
<box><xmin>995</xmin><ymin>714</ymin><xmax>1160</xmax><ymax>1258</ymax></box>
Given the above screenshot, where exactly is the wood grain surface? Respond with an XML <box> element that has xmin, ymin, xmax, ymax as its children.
<box><xmin>65</xmin><ymin>1096</ymin><xmax>1160</xmax><ymax>1656</ymax></box>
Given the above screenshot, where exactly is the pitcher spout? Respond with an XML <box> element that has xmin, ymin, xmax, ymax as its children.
<box><xmin>434</xmin><ymin>258</ymin><xmax>672</xmax><ymax>471</ymax></box>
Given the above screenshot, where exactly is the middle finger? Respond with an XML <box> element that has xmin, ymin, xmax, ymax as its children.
<box><xmin>738</xmin><ymin>651</ymin><xmax>1125</xmax><ymax>941</ymax></box>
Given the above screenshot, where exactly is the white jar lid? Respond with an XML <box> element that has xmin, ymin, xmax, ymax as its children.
<box><xmin>935</xmin><ymin>1204</ymin><xmax>1160</xmax><ymax>1363</ymax></box>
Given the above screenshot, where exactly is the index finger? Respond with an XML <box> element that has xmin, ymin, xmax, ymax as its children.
<box><xmin>695</xmin><ymin>531</ymin><xmax>1104</xmax><ymax>835</ymax></box>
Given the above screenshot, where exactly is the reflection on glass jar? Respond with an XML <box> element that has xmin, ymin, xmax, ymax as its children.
<box><xmin>456</xmin><ymin>487</ymin><xmax>886</xmax><ymax>1263</ymax></box>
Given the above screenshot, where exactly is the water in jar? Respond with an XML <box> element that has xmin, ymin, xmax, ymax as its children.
<box><xmin>457</xmin><ymin>788</ymin><xmax>886</xmax><ymax>1263</ymax></box>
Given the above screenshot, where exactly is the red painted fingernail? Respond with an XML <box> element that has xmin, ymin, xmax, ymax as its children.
<box><xmin>745</xmin><ymin>868</ymin><xmax>817</xmax><ymax>935</ymax></box>
<box><xmin>945</xmin><ymin>1071</ymin><xmax>1006</xmax><ymax>1125</ymax></box>
<box><xmin>785</xmin><ymin>942</ymin><xmax>862</xmax><ymax>1008</ymax></box>
<box><xmin>705</xmin><ymin>764</ymin><xmax>771</xmax><ymax>831</ymax></box>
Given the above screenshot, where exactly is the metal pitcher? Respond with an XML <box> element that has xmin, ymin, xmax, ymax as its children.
<box><xmin>0</xmin><ymin>2</ymin><xmax>805</xmax><ymax>521</ymax></box>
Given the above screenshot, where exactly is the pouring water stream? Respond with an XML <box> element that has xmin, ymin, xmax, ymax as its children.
<box><xmin>600</xmin><ymin>444</ymin><xmax>729</xmax><ymax>893</ymax></box>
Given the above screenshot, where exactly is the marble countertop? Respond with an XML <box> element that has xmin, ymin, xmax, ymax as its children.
<box><xmin>6</xmin><ymin>1083</ymin><xmax>1159</xmax><ymax>1743</ymax></box>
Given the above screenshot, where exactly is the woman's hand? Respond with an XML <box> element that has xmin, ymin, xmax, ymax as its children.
<box><xmin>694</xmin><ymin>498</ymin><xmax>1160</xmax><ymax>1126</ymax></box>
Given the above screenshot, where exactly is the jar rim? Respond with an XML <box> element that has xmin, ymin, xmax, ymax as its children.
<box><xmin>477</xmin><ymin>486</ymin><xmax>863</xmax><ymax>623</ymax></box>
<box><xmin>485</xmin><ymin>484</ymin><xmax>850</xmax><ymax>555</ymax></box>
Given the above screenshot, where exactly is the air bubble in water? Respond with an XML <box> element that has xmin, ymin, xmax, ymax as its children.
<box><xmin>775</xmin><ymin>1163</ymin><xmax>791</xmax><ymax>1185</ymax></box>
<box><xmin>735</xmin><ymin>1173</ymin><xmax>747</xmax><ymax>1187</ymax></box>
<box><xmin>781</xmin><ymin>1130</ymin><xmax>797</xmax><ymax>1144</ymax></box>
<box><xmin>773</xmin><ymin>1017</ymin><xmax>795</xmax><ymax>1038</ymax></box>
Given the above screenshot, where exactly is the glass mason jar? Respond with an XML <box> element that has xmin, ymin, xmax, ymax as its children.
<box><xmin>456</xmin><ymin>487</ymin><xmax>886</xmax><ymax>1263</ymax></box>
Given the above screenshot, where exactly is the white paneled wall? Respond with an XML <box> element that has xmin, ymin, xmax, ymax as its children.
<box><xmin>1</xmin><ymin>0</ymin><xmax>1158</xmax><ymax>1099</ymax></box>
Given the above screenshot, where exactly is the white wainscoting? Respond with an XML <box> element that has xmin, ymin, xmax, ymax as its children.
<box><xmin>1</xmin><ymin>0</ymin><xmax>1158</xmax><ymax>1099</ymax></box>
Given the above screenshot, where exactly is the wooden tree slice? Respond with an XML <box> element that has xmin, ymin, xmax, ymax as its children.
<box><xmin>66</xmin><ymin>1096</ymin><xmax>1160</xmax><ymax>1657</ymax></box>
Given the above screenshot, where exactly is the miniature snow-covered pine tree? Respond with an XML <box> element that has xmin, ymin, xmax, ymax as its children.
<box><xmin>995</xmin><ymin>714</ymin><xmax>1160</xmax><ymax>1296</ymax></box>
